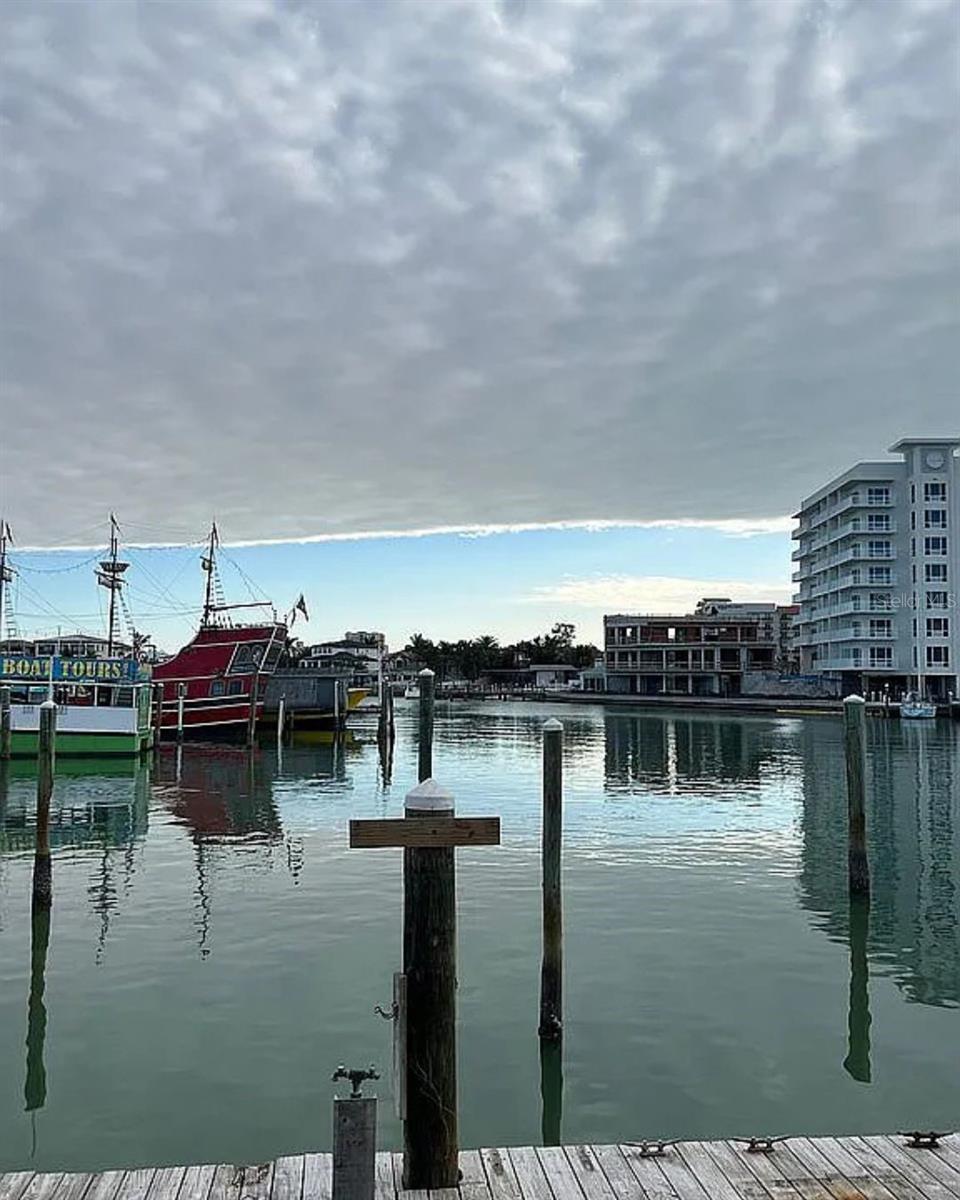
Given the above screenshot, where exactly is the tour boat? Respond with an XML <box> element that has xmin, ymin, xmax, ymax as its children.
<box><xmin>153</xmin><ymin>525</ymin><xmax>287</xmax><ymax>740</ymax></box>
<box><xmin>0</xmin><ymin>519</ymin><xmax>154</xmax><ymax>757</ymax></box>
<box><xmin>0</xmin><ymin>655</ymin><xmax>155</xmax><ymax>757</ymax></box>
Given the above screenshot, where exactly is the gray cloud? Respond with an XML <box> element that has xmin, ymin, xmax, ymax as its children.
<box><xmin>1</xmin><ymin>0</ymin><xmax>957</xmax><ymax>546</ymax></box>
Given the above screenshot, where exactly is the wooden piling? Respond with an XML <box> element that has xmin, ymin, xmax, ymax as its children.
<box><xmin>246</xmin><ymin>678</ymin><xmax>259</xmax><ymax>747</ymax></box>
<box><xmin>277</xmin><ymin>694</ymin><xmax>286</xmax><ymax>744</ymax></box>
<box><xmin>843</xmin><ymin>695</ymin><xmax>870</xmax><ymax>899</ymax></box>
<box><xmin>152</xmin><ymin>682</ymin><xmax>164</xmax><ymax>747</ymax></box>
<box><xmin>33</xmin><ymin>700</ymin><xmax>56</xmax><ymax>911</ymax></box>
<box><xmin>332</xmin><ymin>1097</ymin><xmax>376</xmax><ymax>1200</ymax></box>
<box><xmin>0</xmin><ymin>685</ymin><xmax>11</xmax><ymax>760</ymax></box>
<box><xmin>177</xmin><ymin>683</ymin><xmax>186</xmax><ymax>744</ymax></box>
<box><xmin>402</xmin><ymin>780</ymin><xmax>458</xmax><ymax>1189</ymax></box>
<box><xmin>417</xmin><ymin>669</ymin><xmax>435</xmax><ymax>783</ymax></box>
<box><xmin>539</xmin><ymin>718</ymin><xmax>563</xmax><ymax>1042</ymax></box>
<box><xmin>539</xmin><ymin>1038</ymin><xmax>563</xmax><ymax>1146</ymax></box>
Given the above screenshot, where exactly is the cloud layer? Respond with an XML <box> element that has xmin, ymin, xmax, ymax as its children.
<box><xmin>1</xmin><ymin>0</ymin><xmax>957</xmax><ymax>546</ymax></box>
<box><xmin>523</xmin><ymin>574</ymin><xmax>795</xmax><ymax>612</ymax></box>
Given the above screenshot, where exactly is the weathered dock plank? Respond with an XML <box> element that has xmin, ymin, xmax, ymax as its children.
<box><xmin>272</xmin><ymin>1156</ymin><xmax>304</xmax><ymax>1200</ymax></box>
<box><xmin>2</xmin><ymin>1136</ymin><xmax>958</xmax><ymax>1200</ymax></box>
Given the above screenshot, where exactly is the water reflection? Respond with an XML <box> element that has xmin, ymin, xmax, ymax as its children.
<box><xmin>604</xmin><ymin>711</ymin><xmax>790</xmax><ymax>795</ymax></box>
<box><xmin>798</xmin><ymin>718</ymin><xmax>959</xmax><ymax>1008</ymax></box>
<box><xmin>844</xmin><ymin>895</ymin><xmax>872</xmax><ymax>1083</ymax></box>
<box><xmin>24</xmin><ymin>904</ymin><xmax>50</xmax><ymax>1119</ymax></box>
<box><xmin>0</xmin><ymin>760</ymin><xmax>149</xmax><ymax>854</ymax></box>
<box><xmin>153</xmin><ymin>746</ymin><xmax>283</xmax><ymax>840</ymax></box>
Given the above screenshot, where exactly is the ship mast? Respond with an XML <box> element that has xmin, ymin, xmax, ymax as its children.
<box><xmin>0</xmin><ymin>520</ymin><xmax>13</xmax><ymax>644</ymax></box>
<box><xmin>201</xmin><ymin>522</ymin><xmax>220</xmax><ymax>628</ymax></box>
<box><xmin>97</xmin><ymin>514</ymin><xmax>129</xmax><ymax>656</ymax></box>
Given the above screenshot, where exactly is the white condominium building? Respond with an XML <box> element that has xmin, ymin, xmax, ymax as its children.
<box><xmin>792</xmin><ymin>438</ymin><xmax>959</xmax><ymax>700</ymax></box>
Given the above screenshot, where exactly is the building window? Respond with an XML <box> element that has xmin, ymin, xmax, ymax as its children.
<box><xmin>868</xmin><ymin>540</ymin><xmax>891</xmax><ymax>558</ymax></box>
<box><xmin>927</xmin><ymin>617</ymin><xmax>950</xmax><ymax>638</ymax></box>
<box><xmin>924</xmin><ymin>536</ymin><xmax>948</xmax><ymax>556</ymax></box>
<box><xmin>924</xmin><ymin>482</ymin><xmax>946</xmax><ymax>502</ymax></box>
<box><xmin>868</xmin><ymin>566</ymin><xmax>891</xmax><ymax>583</ymax></box>
<box><xmin>867</xmin><ymin>514</ymin><xmax>890</xmax><ymax>531</ymax></box>
<box><xmin>926</xmin><ymin>646</ymin><xmax>950</xmax><ymax>668</ymax></box>
<box><xmin>868</xmin><ymin>647</ymin><xmax>891</xmax><ymax>668</ymax></box>
<box><xmin>869</xmin><ymin>593</ymin><xmax>891</xmax><ymax>610</ymax></box>
<box><xmin>210</xmin><ymin>680</ymin><xmax>225</xmax><ymax>697</ymax></box>
<box><xmin>868</xmin><ymin>619</ymin><xmax>892</xmax><ymax>638</ymax></box>
<box><xmin>925</xmin><ymin>509</ymin><xmax>948</xmax><ymax>529</ymax></box>
<box><xmin>910</xmin><ymin>483</ymin><xmax>916</xmax><ymax>503</ymax></box>
<box><xmin>925</xmin><ymin>563</ymin><xmax>948</xmax><ymax>583</ymax></box>
<box><xmin>867</xmin><ymin>487</ymin><xmax>890</xmax><ymax>505</ymax></box>
<box><xmin>228</xmin><ymin>679</ymin><xmax>245</xmax><ymax>695</ymax></box>
<box><xmin>926</xmin><ymin>591</ymin><xmax>949</xmax><ymax>609</ymax></box>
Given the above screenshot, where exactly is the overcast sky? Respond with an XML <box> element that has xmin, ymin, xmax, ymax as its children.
<box><xmin>1</xmin><ymin>0</ymin><xmax>957</xmax><ymax>550</ymax></box>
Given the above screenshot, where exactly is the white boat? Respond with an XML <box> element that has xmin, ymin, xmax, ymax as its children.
<box><xmin>403</xmin><ymin>685</ymin><xmax>420</xmax><ymax>700</ymax></box>
<box><xmin>900</xmin><ymin>691</ymin><xmax>937</xmax><ymax>720</ymax></box>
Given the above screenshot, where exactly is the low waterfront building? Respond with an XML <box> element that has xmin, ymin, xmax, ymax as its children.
<box><xmin>604</xmin><ymin>599</ymin><xmax>779</xmax><ymax>697</ymax></box>
<box><xmin>792</xmin><ymin>438</ymin><xmax>959</xmax><ymax>700</ymax></box>
<box><xmin>299</xmin><ymin>631</ymin><xmax>385</xmax><ymax>689</ymax></box>
<box><xmin>1</xmin><ymin>632</ymin><xmax>141</xmax><ymax>659</ymax></box>
<box><xmin>528</xmin><ymin>663</ymin><xmax>580</xmax><ymax>688</ymax></box>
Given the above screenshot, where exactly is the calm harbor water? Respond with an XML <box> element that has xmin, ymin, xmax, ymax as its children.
<box><xmin>0</xmin><ymin>702</ymin><xmax>957</xmax><ymax>1172</ymax></box>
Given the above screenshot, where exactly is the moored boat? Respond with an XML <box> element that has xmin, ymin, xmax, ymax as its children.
<box><xmin>153</xmin><ymin>525</ymin><xmax>287</xmax><ymax>740</ymax></box>
<box><xmin>900</xmin><ymin>691</ymin><xmax>937</xmax><ymax>720</ymax></box>
<box><xmin>1</xmin><ymin>654</ymin><xmax>155</xmax><ymax>756</ymax></box>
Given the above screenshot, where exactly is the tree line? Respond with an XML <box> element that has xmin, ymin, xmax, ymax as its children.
<box><xmin>400</xmin><ymin>623</ymin><xmax>598</xmax><ymax>681</ymax></box>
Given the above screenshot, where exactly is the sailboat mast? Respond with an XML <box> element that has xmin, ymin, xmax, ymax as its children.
<box><xmin>97</xmin><ymin>514</ymin><xmax>129</xmax><ymax>657</ymax></box>
<box><xmin>0</xmin><ymin>520</ymin><xmax>11</xmax><ymax>644</ymax></box>
<box><xmin>201</xmin><ymin>523</ymin><xmax>219</xmax><ymax>627</ymax></box>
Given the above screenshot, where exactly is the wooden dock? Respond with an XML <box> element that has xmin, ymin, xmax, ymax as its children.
<box><xmin>2</xmin><ymin>1135</ymin><xmax>958</xmax><ymax>1200</ymax></box>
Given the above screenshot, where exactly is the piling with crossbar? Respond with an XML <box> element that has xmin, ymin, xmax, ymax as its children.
<box><xmin>417</xmin><ymin>670</ymin><xmax>435</xmax><ymax>783</ymax></box>
<box><xmin>403</xmin><ymin>779</ymin><xmax>458</xmax><ymax>1188</ymax></box>
<box><xmin>843</xmin><ymin>695</ymin><xmax>870</xmax><ymax>899</ymax></box>
<box><xmin>33</xmin><ymin>701</ymin><xmax>56</xmax><ymax>910</ymax></box>
<box><xmin>539</xmin><ymin>718</ymin><xmax>564</xmax><ymax>1042</ymax></box>
<box><xmin>0</xmin><ymin>685</ymin><xmax>11</xmax><ymax>760</ymax></box>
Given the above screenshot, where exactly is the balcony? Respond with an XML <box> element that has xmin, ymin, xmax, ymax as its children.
<box><xmin>803</xmin><ymin>492</ymin><xmax>895</xmax><ymax>533</ymax></box>
<box><xmin>817</xmin><ymin>657</ymin><xmax>899</xmax><ymax>672</ymax></box>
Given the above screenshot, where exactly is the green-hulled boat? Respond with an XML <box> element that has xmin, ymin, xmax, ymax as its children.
<box><xmin>1</xmin><ymin>655</ymin><xmax>155</xmax><ymax>757</ymax></box>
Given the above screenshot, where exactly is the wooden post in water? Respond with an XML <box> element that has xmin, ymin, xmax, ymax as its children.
<box><xmin>843</xmin><ymin>695</ymin><xmax>870</xmax><ymax>899</ymax></box>
<box><xmin>403</xmin><ymin>779</ymin><xmax>457</xmax><ymax>1187</ymax></box>
<box><xmin>539</xmin><ymin>718</ymin><xmax>563</xmax><ymax>1042</ymax></box>
<box><xmin>152</xmin><ymin>682</ymin><xmax>164</xmax><ymax>747</ymax></box>
<box><xmin>417</xmin><ymin>669</ymin><xmax>435</xmax><ymax>783</ymax></box>
<box><xmin>0</xmin><ymin>684</ymin><xmax>11</xmax><ymax>760</ymax></box>
<box><xmin>277</xmin><ymin>694</ymin><xmax>286</xmax><ymax>744</ymax></box>
<box><xmin>176</xmin><ymin>683</ymin><xmax>186</xmax><ymax>744</ymax></box>
<box><xmin>33</xmin><ymin>700</ymin><xmax>56</xmax><ymax>910</ymax></box>
<box><xmin>246</xmin><ymin>676</ymin><xmax>259</xmax><ymax>747</ymax></box>
<box><xmin>378</xmin><ymin>682</ymin><xmax>395</xmax><ymax>786</ymax></box>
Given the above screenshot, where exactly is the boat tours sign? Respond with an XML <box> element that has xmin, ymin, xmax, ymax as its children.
<box><xmin>0</xmin><ymin>656</ymin><xmax>143</xmax><ymax>684</ymax></box>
